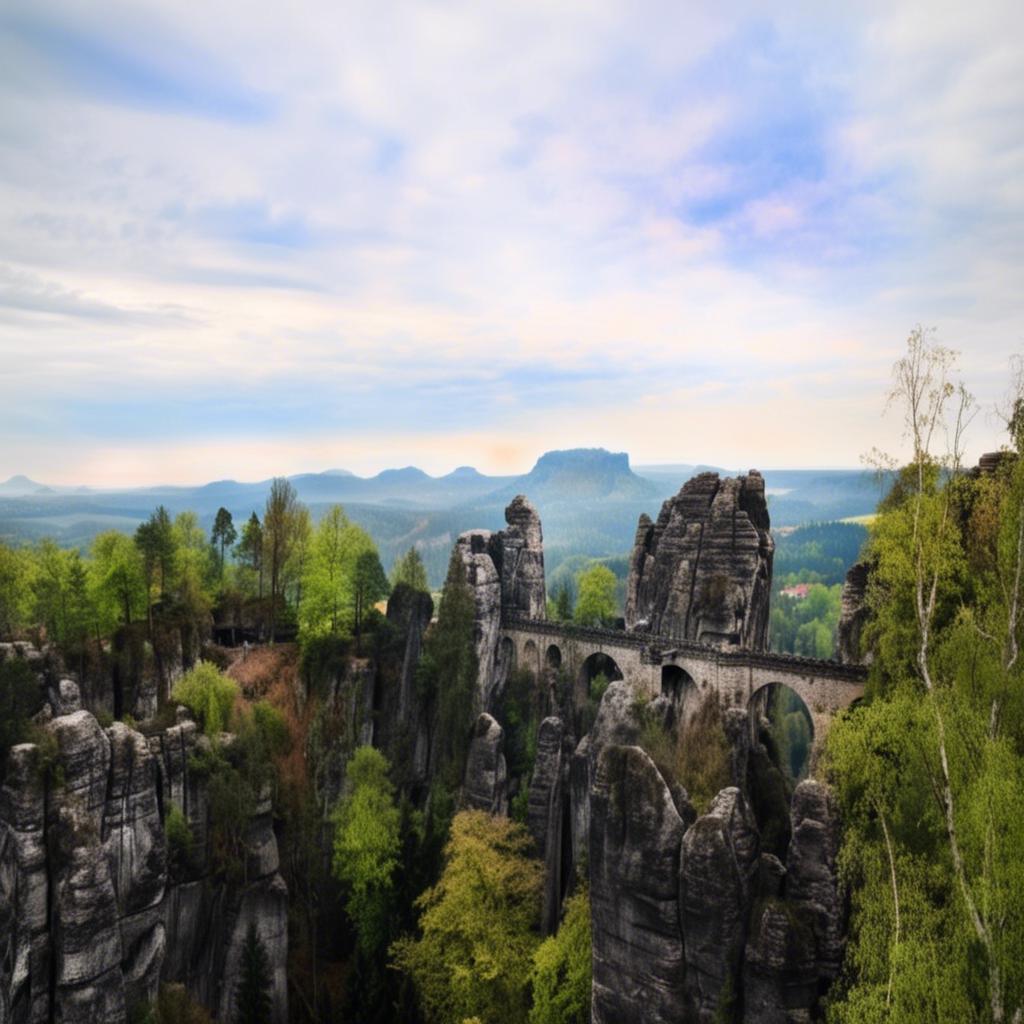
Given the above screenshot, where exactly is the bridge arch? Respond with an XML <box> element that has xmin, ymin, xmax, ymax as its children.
<box><xmin>749</xmin><ymin>682</ymin><xmax>814</xmax><ymax>781</ymax></box>
<box><xmin>545</xmin><ymin>644</ymin><xmax>562</xmax><ymax>672</ymax></box>
<box><xmin>522</xmin><ymin>639</ymin><xmax>539</xmax><ymax>676</ymax></box>
<box><xmin>578</xmin><ymin>651</ymin><xmax>623</xmax><ymax>701</ymax></box>
<box><xmin>661</xmin><ymin>664</ymin><xmax>698</xmax><ymax>723</ymax></box>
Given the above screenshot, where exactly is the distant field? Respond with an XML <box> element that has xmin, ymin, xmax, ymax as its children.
<box><xmin>839</xmin><ymin>514</ymin><xmax>877</xmax><ymax>526</ymax></box>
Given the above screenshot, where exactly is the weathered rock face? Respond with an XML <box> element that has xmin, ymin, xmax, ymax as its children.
<box><xmin>497</xmin><ymin>496</ymin><xmax>547</xmax><ymax>620</ymax></box>
<box><xmin>0</xmin><ymin>743</ymin><xmax>49</xmax><ymax>1024</ymax></box>
<box><xmin>383</xmin><ymin>583</ymin><xmax>435</xmax><ymax>785</ymax></box>
<box><xmin>0</xmin><ymin>695</ymin><xmax>289</xmax><ymax>1024</ymax></box>
<box><xmin>680</xmin><ymin>787</ymin><xmax>760</xmax><ymax>1022</ymax></box>
<box><xmin>836</xmin><ymin>561</ymin><xmax>870</xmax><ymax>665</ymax></box>
<box><xmin>741</xmin><ymin>780</ymin><xmax>843</xmax><ymax>1022</ymax></box>
<box><xmin>455</xmin><ymin>495</ymin><xmax>547</xmax><ymax>712</ymax></box>
<box><xmin>570</xmin><ymin>680</ymin><xmax>643</xmax><ymax>869</ymax></box>
<box><xmin>386</xmin><ymin>584</ymin><xmax>434</xmax><ymax>723</ymax></box>
<box><xmin>463</xmin><ymin>713</ymin><xmax>508</xmax><ymax>815</ymax></box>
<box><xmin>455</xmin><ymin>530</ymin><xmax>505</xmax><ymax>712</ymax></box>
<box><xmin>624</xmin><ymin>471</ymin><xmax>774</xmax><ymax>649</ymax></box>
<box><xmin>590</xmin><ymin>745</ymin><xmax>686</xmax><ymax>1024</ymax></box>
<box><xmin>526</xmin><ymin>717</ymin><xmax>566</xmax><ymax>934</ymax></box>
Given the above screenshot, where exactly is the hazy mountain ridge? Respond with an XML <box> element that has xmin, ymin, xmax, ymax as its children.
<box><xmin>0</xmin><ymin>450</ymin><xmax>886</xmax><ymax>585</ymax></box>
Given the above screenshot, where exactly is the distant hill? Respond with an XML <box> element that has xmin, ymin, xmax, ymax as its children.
<box><xmin>0</xmin><ymin>475</ymin><xmax>46</xmax><ymax>496</ymax></box>
<box><xmin>0</xmin><ymin>450</ymin><xmax>891</xmax><ymax>586</ymax></box>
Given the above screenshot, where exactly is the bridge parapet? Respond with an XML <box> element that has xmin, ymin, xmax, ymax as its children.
<box><xmin>501</xmin><ymin>616</ymin><xmax>868</xmax><ymax>683</ymax></box>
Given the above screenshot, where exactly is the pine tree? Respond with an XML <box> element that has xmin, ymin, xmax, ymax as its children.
<box><xmin>234</xmin><ymin>923</ymin><xmax>272</xmax><ymax>1024</ymax></box>
<box><xmin>212</xmin><ymin>507</ymin><xmax>237</xmax><ymax>579</ymax></box>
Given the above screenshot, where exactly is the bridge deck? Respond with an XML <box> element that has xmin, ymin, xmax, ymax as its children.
<box><xmin>502</xmin><ymin>616</ymin><xmax>867</xmax><ymax>682</ymax></box>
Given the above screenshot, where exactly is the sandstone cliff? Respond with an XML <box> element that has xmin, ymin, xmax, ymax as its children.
<box><xmin>0</xmin><ymin>668</ymin><xmax>288</xmax><ymax>1024</ymax></box>
<box><xmin>624</xmin><ymin>471</ymin><xmax>774</xmax><ymax>648</ymax></box>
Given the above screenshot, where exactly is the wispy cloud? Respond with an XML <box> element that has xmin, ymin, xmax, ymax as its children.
<box><xmin>0</xmin><ymin>0</ymin><xmax>1021</xmax><ymax>484</ymax></box>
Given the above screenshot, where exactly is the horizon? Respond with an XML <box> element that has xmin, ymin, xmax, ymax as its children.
<box><xmin>2</xmin><ymin>447</ymin><xmax>887</xmax><ymax>491</ymax></box>
<box><xmin>2</xmin><ymin>2</ymin><xmax>1021</xmax><ymax>484</ymax></box>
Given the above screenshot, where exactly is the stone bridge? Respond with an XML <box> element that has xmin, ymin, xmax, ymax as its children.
<box><xmin>500</xmin><ymin>616</ymin><xmax>867</xmax><ymax>747</ymax></box>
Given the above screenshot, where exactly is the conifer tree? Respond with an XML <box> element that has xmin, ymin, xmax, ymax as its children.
<box><xmin>234</xmin><ymin>924</ymin><xmax>272</xmax><ymax>1024</ymax></box>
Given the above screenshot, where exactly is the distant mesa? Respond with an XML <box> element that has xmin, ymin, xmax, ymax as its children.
<box><xmin>495</xmin><ymin>447</ymin><xmax>661</xmax><ymax>503</ymax></box>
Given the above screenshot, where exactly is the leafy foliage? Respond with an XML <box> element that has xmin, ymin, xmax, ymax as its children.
<box><xmin>528</xmin><ymin>886</ymin><xmax>591</xmax><ymax>1024</ymax></box>
<box><xmin>0</xmin><ymin>658</ymin><xmax>43</xmax><ymax>782</ymax></box>
<box><xmin>391</xmin><ymin>546</ymin><xmax>429</xmax><ymax>593</ymax></box>
<box><xmin>573</xmin><ymin>563</ymin><xmax>618</xmax><ymax>626</ymax></box>
<box><xmin>391</xmin><ymin>811</ymin><xmax>542</xmax><ymax>1024</ymax></box>
<box><xmin>164</xmin><ymin>803</ymin><xmax>194</xmax><ymax>876</ymax></box>
<box><xmin>234</xmin><ymin>924</ymin><xmax>273</xmax><ymax>1024</ymax></box>
<box><xmin>332</xmin><ymin>746</ymin><xmax>402</xmax><ymax>956</ymax></box>
<box><xmin>171</xmin><ymin>661</ymin><xmax>239</xmax><ymax>737</ymax></box>
<box><xmin>639</xmin><ymin>691</ymin><xmax>732</xmax><ymax>813</ymax></box>
<box><xmin>826</xmin><ymin>336</ymin><xmax>1024</xmax><ymax>1022</ymax></box>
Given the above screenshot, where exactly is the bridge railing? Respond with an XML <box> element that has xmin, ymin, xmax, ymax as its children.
<box><xmin>502</xmin><ymin>615</ymin><xmax>868</xmax><ymax>682</ymax></box>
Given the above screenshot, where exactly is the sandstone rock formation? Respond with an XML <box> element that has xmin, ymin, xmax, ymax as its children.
<box><xmin>570</xmin><ymin>680</ymin><xmax>643</xmax><ymax>868</ymax></box>
<box><xmin>590</xmin><ymin>745</ymin><xmax>687</xmax><ymax>1024</ymax></box>
<box><xmin>0</xmin><ymin>685</ymin><xmax>289</xmax><ymax>1024</ymax></box>
<box><xmin>836</xmin><ymin>561</ymin><xmax>870</xmax><ymax>665</ymax></box>
<box><xmin>624</xmin><ymin>471</ymin><xmax>773</xmax><ymax>648</ymax></box>
<box><xmin>741</xmin><ymin>780</ymin><xmax>843</xmax><ymax>1022</ymax></box>
<box><xmin>680</xmin><ymin>787</ymin><xmax>760</xmax><ymax>1021</ymax></box>
<box><xmin>462</xmin><ymin>713</ymin><xmax>508</xmax><ymax>814</ymax></box>
<box><xmin>455</xmin><ymin>495</ymin><xmax>546</xmax><ymax>711</ymax></box>
<box><xmin>526</xmin><ymin>716</ymin><xmax>567</xmax><ymax>934</ymax></box>
<box><xmin>498</xmin><ymin>495</ymin><xmax>547</xmax><ymax>619</ymax></box>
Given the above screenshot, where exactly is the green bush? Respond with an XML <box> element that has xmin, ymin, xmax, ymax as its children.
<box><xmin>529</xmin><ymin>886</ymin><xmax>591</xmax><ymax>1024</ymax></box>
<box><xmin>165</xmin><ymin>803</ymin><xmax>194</xmax><ymax>875</ymax></box>
<box><xmin>171</xmin><ymin>661</ymin><xmax>238</xmax><ymax>737</ymax></box>
<box><xmin>0</xmin><ymin>658</ymin><xmax>43</xmax><ymax>782</ymax></box>
<box><xmin>639</xmin><ymin>692</ymin><xmax>731</xmax><ymax>813</ymax></box>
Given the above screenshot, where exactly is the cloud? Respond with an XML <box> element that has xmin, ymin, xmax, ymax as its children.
<box><xmin>0</xmin><ymin>0</ymin><xmax>1020</xmax><ymax>484</ymax></box>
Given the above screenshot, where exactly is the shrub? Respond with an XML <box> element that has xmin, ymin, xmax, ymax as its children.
<box><xmin>391</xmin><ymin>811</ymin><xmax>542</xmax><ymax>1024</ymax></box>
<box><xmin>0</xmin><ymin>658</ymin><xmax>43</xmax><ymax>781</ymax></box>
<box><xmin>154</xmin><ymin>984</ymin><xmax>212</xmax><ymax>1024</ymax></box>
<box><xmin>165</xmin><ymin>803</ymin><xmax>194</xmax><ymax>875</ymax></box>
<box><xmin>639</xmin><ymin>691</ymin><xmax>731</xmax><ymax>813</ymax></box>
<box><xmin>529</xmin><ymin>885</ymin><xmax>591</xmax><ymax>1024</ymax></box>
<box><xmin>171</xmin><ymin>661</ymin><xmax>238</xmax><ymax>737</ymax></box>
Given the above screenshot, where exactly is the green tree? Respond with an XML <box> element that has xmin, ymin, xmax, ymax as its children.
<box><xmin>0</xmin><ymin>658</ymin><xmax>43</xmax><ymax>782</ymax></box>
<box><xmin>91</xmin><ymin>530</ymin><xmax>146</xmax><ymax>629</ymax></box>
<box><xmin>135</xmin><ymin>506</ymin><xmax>177</xmax><ymax>635</ymax></box>
<box><xmin>574</xmin><ymin>563</ymin><xmax>617</xmax><ymax>626</ymax></box>
<box><xmin>236</xmin><ymin>513</ymin><xmax>264</xmax><ymax>600</ymax></box>
<box><xmin>0</xmin><ymin>541</ymin><xmax>32</xmax><ymax>637</ymax></box>
<box><xmin>173</xmin><ymin>511</ymin><xmax>214</xmax><ymax>618</ymax></box>
<box><xmin>288</xmin><ymin>505</ymin><xmax>312</xmax><ymax>613</ymax></box>
<box><xmin>234</xmin><ymin>924</ymin><xmax>273</xmax><ymax>1024</ymax></box>
<box><xmin>171</xmin><ymin>661</ymin><xmax>238</xmax><ymax>737</ymax></box>
<box><xmin>392</xmin><ymin>546</ymin><xmax>429</xmax><ymax>593</ymax></box>
<box><xmin>31</xmin><ymin>539</ymin><xmax>71</xmax><ymax>645</ymax></box>
<box><xmin>352</xmin><ymin>547</ymin><xmax>389</xmax><ymax>650</ymax></box>
<box><xmin>827</xmin><ymin>334</ymin><xmax>1024</xmax><ymax>1023</ymax></box>
<box><xmin>263</xmin><ymin>478</ymin><xmax>302</xmax><ymax>642</ymax></box>
<box><xmin>212</xmin><ymin>507</ymin><xmax>237</xmax><ymax>580</ymax></box>
<box><xmin>300</xmin><ymin>505</ymin><xmax>352</xmax><ymax>639</ymax></box>
<box><xmin>332</xmin><ymin>746</ymin><xmax>401</xmax><ymax>956</ymax></box>
<box><xmin>529</xmin><ymin>886</ymin><xmax>591</xmax><ymax>1024</ymax></box>
<box><xmin>391</xmin><ymin>810</ymin><xmax>542</xmax><ymax>1024</ymax></box>
<box><xmin>553</xmin><ymin>581</ymin><xmax>573</xmax><ymax>621</ymax></box>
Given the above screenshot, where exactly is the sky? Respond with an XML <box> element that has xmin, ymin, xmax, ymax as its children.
<box><xmin>0</xmin><ymin>0</ymin><xmax>1022</xmax><ymax>485</ymax></box>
